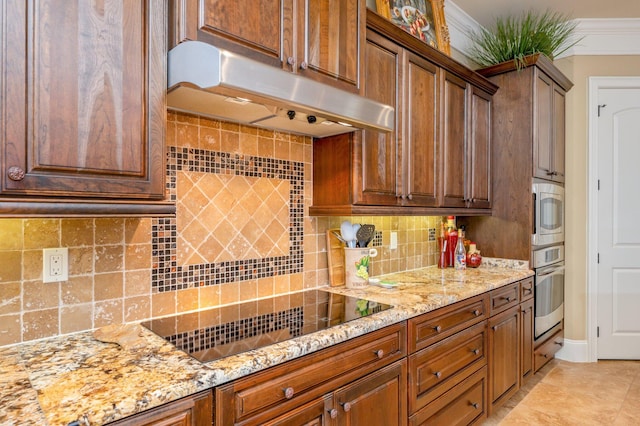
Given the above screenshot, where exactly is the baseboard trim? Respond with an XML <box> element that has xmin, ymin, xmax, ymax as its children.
<box><xmin>555</xmin><ymin>338</ymin><xmax>591</xmax><ymax>363</ymax></box>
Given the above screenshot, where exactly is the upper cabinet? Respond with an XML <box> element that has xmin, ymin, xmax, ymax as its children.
<box><xmin>169</xmin><ymin>0</ymin><xmax>364</xmax><ymax>92</ymax></box>
<box><xmin>0</xmin><ymin>0</ymin><xmax>172</xmax><ymax>216</ymax></box>
<box><xmin>310</xmin><ymin>10</ymin><xmax>497</xmax><ymax>216</ymax></box>
<box><xmin>477</xmin><ymin>54</ymin><xmax>572</xmax><ymax>184</ymax></box>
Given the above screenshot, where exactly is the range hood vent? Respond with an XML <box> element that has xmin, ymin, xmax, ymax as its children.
<box><xmin>167</xmin><ymin>41</ymin><xmax>394</xmax><ymax>138</ymax></box>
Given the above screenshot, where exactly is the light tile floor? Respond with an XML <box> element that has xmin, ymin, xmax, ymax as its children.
<box><xmin>483</xmin><ymin>359</ymin><xmax>640</xmax><ymax>425</ymax></box>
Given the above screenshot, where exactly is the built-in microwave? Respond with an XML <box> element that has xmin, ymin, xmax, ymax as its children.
<box><xmin>532</xmin><ymin>180</ymin><xmax>564</xmax><ymax>247</ymax></box>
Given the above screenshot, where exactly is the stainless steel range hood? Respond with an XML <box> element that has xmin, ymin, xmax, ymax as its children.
<box><xmin>167</xmin><ymin>41</ymin><xmax>394</xmax><ymax>138</ymax></box>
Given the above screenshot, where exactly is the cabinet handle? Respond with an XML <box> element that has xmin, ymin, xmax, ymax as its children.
<box><xmin>341</xmin><ymin>402</ymin><xmax>352</xmax><ymax>412</ymax></box>
<box><xmin>543</xmin><ymin>353</ymin><xmax>549</xmax><ymax>358</ymax></box>
<box><xmin>471</xmin><ymin>402</ymin><xmax>480</xmax><ymax>410</ymax></box>
<box><xmin>555</xmin><ymin>341</ymin><xmax>564</xmax><ymax>346</ymax></box>
<box><xmin>373</xmin><ymin>349</ymin><xmax>384</xmax><ymax>359</ymax></box>
<box><xmin>287</xmin><ymin>56</ymin><xmax>295</xmax><ymax>66</ymax></box>
<box><xmin>7</xmin><ymin>166</ymin><xmax>25</xmax><ymax>181</ymax></box>
<box><xmin>299</xmin><ymin>61</ymin><xmax>308</xmax><ymax>70</ymax></box>
<box><xmin>472</xmin><ymin>348</ymin><xmax>480</xmax><ymax>355</ymax></box>
<box><xmin>524</xmin><ymin>288</ymin><xmax>533</xmax><ymax>295</ymax></box>
<box><xmin>473</xmin><ymin>309</ymin><xmax>481</xmax><ymax>316</ymax></box>
<box><xmin>502</xmin><ymin>296</ymin><xmax>513</xmax><ymax>302</ymax></box>
<box><xmin>407</xmin><ymin>194</ymin><xmax>413</xmax><ymax>200</ymax></box>
<box><xmin>434</xmin><ymin>371</ymin><xmax>442</xmax><ymax>379</ymax></box>
<box><xmin>433</xmin><ymin>325</ymin><xmax>442</xmax><ymax>333</ymax></box>
<box><xmin>283</xmin><ymin>387</ymin><xmax>294</xmax><ymax>399</ymax></box>
<box><xmin>328</xmin><ymin>408</ymin><xmax>338</xmax><ymax>419</ymax></box>
<box><xmin>492</xmin><ymin>325</ymin><xmax>498</xmax><ymax>331</ymax></box>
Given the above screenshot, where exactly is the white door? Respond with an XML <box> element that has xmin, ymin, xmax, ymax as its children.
<box><xmin>597</xmin><ymin>86</ymin><xmax>640</xmax><ymax>359</ymax></box>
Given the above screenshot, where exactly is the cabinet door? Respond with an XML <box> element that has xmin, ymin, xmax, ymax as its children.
<box><xmin>298</xmin><ymin>0</ymin><xmax>362</xmax><ymax>92</ymax></box>
<box><xmin>440</xmin><ymin>71</ymin><xmax>467</xmax><ymax>208</ymax></box>
<box><xmin>335</xmin><ymin>360</ymin><xmax>407</xmax><ymax>426</ymax></box>
<box><xmin>467</xmin><ymin>87</ymin><xmax>492</xmax><ymax>209</ymax></box>
<box><xmin>534</xmin><ymin>70</ymin><xmax>554</xmax><ymax>180</ymax></box>
<box><xmin>2</xmin><ymin>0</ymin><xmax>166</xmax><ymax>199</ymax></box>
<box><xmin>520</xmin><ymin>298</ymin><xmax>534</xmax><ymax>383</ymax></box>
<box><xmin>110</xmin><ymin>390</ymin><xmax>212</xmax><ymax>426</ymax></box>
<box><xmin>264</xmin><ymin>395</ymin><xmax>333</xmax><ymax>426</ymax></box>
<box><xmin>403</xmin><ymin>53</ymin><xmax>439</xmax><ymax>207</ymax></box>
<box><xmin>172</xmin><ymin>0</ymin><xmax>291</xmax><ymax>68</ymax></box>
<box><xmin>354</xmin><ymin>31</ymin><xmax>400</xmax><ymax>206</ymax></box>
<box><xmin>552</xmin><ymin>85</ymin><xmax>566</xmax><ymax>182</ymax></box>
<box><xmin>488</xmin><ymin>306</ymin><xmax>519</xmax><ymax>414</ymax></box>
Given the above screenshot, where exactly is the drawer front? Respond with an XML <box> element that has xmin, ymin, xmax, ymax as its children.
<box><xmin>490</xmin><ymin>283</ymin><xmax>519</xmax><ymax>315</ymax></box>
<box><xmin>409</xmin><ymin>321</ymin><xmax>486</xmax><ymax>412</ymax></box>
<box><xmin>227</xmin><ymin>323</ymin><xmax>406</xmax><ymax>422</ymax></box>
<box><xmin>520</xmin><ymin>277</ymin><xmax>534</xmax><ymax>301</ymax></box>
<box><xmin>409</xmin><ymin>367</ymin><xmax>487</xmax><ymax>426</ymax></box>
<box><xmin>409</xmin><ymin>294</ymin><xmax>488</xmax><ymax>352</ymax></box>
<box><xmin>534</xmin><ymin>327</ymin><xmax>564</xmax><ymax>372</ymax></box>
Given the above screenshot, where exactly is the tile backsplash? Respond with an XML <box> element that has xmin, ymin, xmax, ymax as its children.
<box><xmin>0</xmin><ymin>111</ymin><xmax>440</xmax><ymax>347</ymax></box>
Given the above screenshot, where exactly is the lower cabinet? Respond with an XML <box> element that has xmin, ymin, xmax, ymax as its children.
<box><xmin>108</xmin><ymin>390</ymin><xmax>212</xmax><ymax>426</ymax></box>
<box><xmin>487</xmin><ymin>305</ymin><xmax>520</xmax><ymax>413</ymax></box>
<box><xmin>534</xmin><ymin>324</ymin><xmax>564</xmax><ymax>372</ymax></box>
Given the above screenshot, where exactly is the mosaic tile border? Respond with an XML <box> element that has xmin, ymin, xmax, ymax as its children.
<box><xmin>167</xmin><ymin>307</ymin><xmax>304</xmax><ymax>355</ymax></box>
<box><xmin>151</xmin><ymin>147</ymin><xmax>304</xmax><ymax>292</ymax></box>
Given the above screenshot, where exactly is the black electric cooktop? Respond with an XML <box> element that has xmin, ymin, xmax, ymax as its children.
<box><xmin>141</xmin><ymin>289</ymin><xmax>392</xmax><ymax>363</ymax></box>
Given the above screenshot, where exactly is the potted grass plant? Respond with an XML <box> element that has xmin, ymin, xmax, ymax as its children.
<box><xmin>466</xmin><ymin>10</ymin><xmax>581</xmax><ymax>70</ymax></box>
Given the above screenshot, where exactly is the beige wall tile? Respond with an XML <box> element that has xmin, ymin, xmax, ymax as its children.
<box><xmin>69</xmin><ymin>246</ymin><xmax>94</xmax><ymax>276</ymax></box>
<box><xmin>0</xmin><ymin>314</ymin><xmax>21</xmax><ymax>346</ymax></box>
<box><xmin>176</xmin><ymin>122</ymin><xmax>199</xmax><ymax>149</ymax></box>
<box><xmin>0</xmin><ymin>251</ymin><xmax>21</xmax><ymax>283</ymax></box>
<box><xmin>124</xmin><ymin>296</ymin><xmax>150</xmax><ymax>322</ymax></box>
<box><xmin>125</xmin><ymin>244</ymin><xmax>151</xmax><ymax>270</ymax></box>
<box><xmin>199</xmin><ymin>285</ymin><xmax>220</xmax><ymax>309</ymax></box>
<box><xmin>60</xmin><ymin>304</ymin><xmax>93</xmax><ymax>334</ymax></box>
<box><xmin>177</xmin><ymin>288</ymin><xmax>199</xmax><ymax>312</ymax></box>
<box><xmin>95</xmin><ymin>219</ymin><xmax>124</xmax><ymax>245</ymax></box>
<box><xmin>125</xmin><ymin>219</ymin><xmax>152</xmax><ymax>245</ymax></box>
<box><xmin>23</xmin><ymin>308</ymin><xmax>58</xmax><ymax>341</ymax></box>
<box><xmin>94</xmin><ymin>272</ymin><xmax>123</xmax><ymax>301</ymax></box>
<box><xmin>0</xmin><ymin>219</ymin><xmax>22</xmax><ymax>250</ymax></box>
<box><xmin>61</xmin><ymin>276</ymin><xmax>93</xmax><ymax>305</ymax></box>
<box><xmin>124</xmin><ymin>270</ymin><xmax>151</xmax><ymax>297</ymax></box>
<box><xmin>152</xmin><ymin>291</ymin><xmax>176</xmax><ymax>317</ymax></box>
<box><xmin>61</xmin><ymin>219</ymin><xmax>94</xmax><ymax>247</ymax></box>
<box><xmin>94</xmin><ymin>300</ymin><xmax>123</xmax><ymax>327</ymax></box>
<box><xmin>94</xmin><ymin>245</ymin><xmax>124</xmax><ymax>273</ymax></box>
<box><xmin>23</xmin><ymin>281</ymin><xmax>59</xmax><ymax>311</ymax></box>
<box><xmin>220</xmin><ymin>130</ymin><xmax>240</xmax><ymax>153</ymax></box>
<box><xmin>21</xmin><ymin>250</ymin><xmax>41</xmax><ymax>281</ymax></box>
<box><xmin>24</xmin><ymin>219</ymin><xmax>59</xmax><ymax>249</ymax></box>
<box><xmin>0</xmin><ymin>282</ymin><xmax>21</xmax><ymax>315</ymax></box>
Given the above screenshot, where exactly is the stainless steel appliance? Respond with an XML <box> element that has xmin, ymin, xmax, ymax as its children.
<box><xmin>532</xmin><ymin>180</ymin><xmax>565</xmax><ymax>247</ymax></box>
<box><xmin>533</xmin><ymin>245</ymin><xmax>565</xmax><ymax>340</ymax></box>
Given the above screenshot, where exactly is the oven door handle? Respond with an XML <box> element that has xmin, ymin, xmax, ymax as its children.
<box><xmin>536</xmin><ymin>265</ymin><xmax>565</xmax><ymax>277</ymax></box>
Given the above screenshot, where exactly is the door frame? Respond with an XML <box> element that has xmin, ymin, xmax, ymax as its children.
<box><xmin>587</xmin><ymin>76</ymin><xmax>640</xmax><ymax>362</ymax></box>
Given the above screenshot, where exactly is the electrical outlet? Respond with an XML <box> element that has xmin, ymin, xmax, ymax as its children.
<box><xmin>43</xmin><ymin>248</ymin><xmax>68</xmax><ymax>283</ymax></box>
<box><xmin>390</xmin><ymin>231</ymin><xmax>398</xmax><ymax>250</ymax></box>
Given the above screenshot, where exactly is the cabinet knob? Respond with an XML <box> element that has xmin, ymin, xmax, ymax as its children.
<box><xmin>283</xmin><ymin>387</ymin><xmax>294</xmax><ymax>399</ymax></box>
<box><xmin>472</xmin><ymin>348</ymin><xmax>480</xmax><ymax>355</ymax></box>
<box><xmin>287</xmin><ymin>56</ymin><xmax>295</xmax><ymax>66</ymax></box>
<box><xmin>473</xmin><ymin>309</ymin><xmax>481</xmax><ymax>316</ymax></box>
<box><xmin>433</xmin><ymin>325</ymin><xmax>442</xmax><ymax>333</ymax></box>
<box><xmin>7</xmin><ymin>166</ymin><xmax>25</xmax><ymax>181</ymax></box>
<box><xmin>341</xmin><ymin>402</ymin><xmax>352</xmax><ymax>412</ymax></box>
<box><xmin>299</xmin><ymin>61</ymin><xmax>308</xmax><ymax>70</ymax></box>
<box><xmin>373</xmin><ymin>349</ymin><xmax>384</xmax><ymax>359</ymax></box>
<box><xmin>434</xmin><ymin>371</ymin><xmax>442</xmax><ymax>379</ymax></box>
<box><xmin>492</xmin><ymin>325</ymin><xmax>498</xmax><ymax>331</ymax></box>
<box><xmin>407</xmin><ymin>194</ymin><xmax>413</xmax><ymax>200</ymax></box>
<box><xmin>555</xmin><ymin>341</ymin><xmax>564</xmax><ymax>346</ymax></box>
<box><xmin>329</xmin><ymin>408</ymin><xmax>338</xmax><ymax>419</ymax></box>
<box><xmin>543</xmin><ymin>353</ymin><xmax>549</xmax><ymax>358</ymax></box>
<box><xmin>503</xmin><ymin>296</ymin><xmax>513</xmax><ymax>302</ymax></box>
<box><xmin>471</xmin><ymin>402</ymin><xmax>480</xmax><ymax>410</ymax></box>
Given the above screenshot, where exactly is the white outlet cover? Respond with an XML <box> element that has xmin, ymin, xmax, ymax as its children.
<box><xmin>43</xmin><ymin>247</ymin><xmax>69</xmax><ymax>283</ymax></box>
<box><xmin>390</xmin><ymin>232</ymin><xmax>398</xmax><ymax>250</ymax></box>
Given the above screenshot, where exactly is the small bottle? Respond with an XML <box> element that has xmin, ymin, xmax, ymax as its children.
<box><xmin>454</xmin><ymin>229</ymin><xmax>466</xmax><ymax>270</ymax></box>
<box><xmin>446</xmin><ymin>216</ymin><xmax>457</xmax><ymax>268</ymax></box>
<box><xmin>438</xmin><ymin>222</ymin><xmax>447</xmax><ymax>268</ymax></box>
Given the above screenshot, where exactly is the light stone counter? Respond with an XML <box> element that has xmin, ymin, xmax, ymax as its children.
<box><xmin>0</xmin><ymin>260</ymin><xmax>532</xmax><ymax>426</ymax></box>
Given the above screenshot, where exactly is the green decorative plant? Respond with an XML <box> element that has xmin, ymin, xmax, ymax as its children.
<box><xmin>466</xmin><ymin>10</ymin><xmax>581</xmax><ymax>69</ymax></box>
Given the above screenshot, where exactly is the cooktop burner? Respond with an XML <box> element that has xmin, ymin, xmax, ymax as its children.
<box><xmin>141</xmin><ymin>289</ymin><xmax>392</xmax><ymax>363</ymax></box>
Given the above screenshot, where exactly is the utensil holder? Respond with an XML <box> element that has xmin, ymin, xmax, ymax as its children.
<box><xmin>344</xmin><ymin>247</ymin><xmax>378</xmax><ymax>288</ymax></box>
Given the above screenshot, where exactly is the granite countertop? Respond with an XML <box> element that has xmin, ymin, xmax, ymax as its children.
<box><xmin>0</xmin><ymin>261</ymin><xmax>532</xmax><ymax>426</ymax></box>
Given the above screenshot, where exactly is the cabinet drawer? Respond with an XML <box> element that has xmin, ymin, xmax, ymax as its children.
<box><xmin>520</xmin><ymin>277</ymin><xmax>534</xmax><ymax>301</ymax></box>
<box><xmin>534</xmin><ymin>327</ymin><xmax>564</xmax><ymax>372</ymax></box>
<box><xmin>409</xmin><ymin>321</ymin><xmax>486</xmax><ymax>413</ymax></box>
<box><xmin>217</xmin><ymin>323</ymin><xmax>406</xmax><ymax>424</ymax></box>
<box><xmin>489</xmin><ymin>283</ymin><xmax>519</xmax><ymax>315</ymax></box>
<box><xmin>409</xmin><ymin>367</ymin><xmax>487</xmax><ymax>426</ymax></box>
<box><xmin>409</xmin><ymin>294</ymin><xmax>488</xmax><ymax>352</ymax></box>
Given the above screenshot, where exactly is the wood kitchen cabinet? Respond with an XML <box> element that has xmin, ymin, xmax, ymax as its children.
<box><xmin>459</xmin><ymin>54</ymin><xmax>572</xmax><ymax>261</ymax></box>
<box><xmin>169</xmin><ymin>0</ymin><xmax>363</xmax><ymax>92</ymax></box>
<box><xmin>109</xmin><ymin>390</ymin><xmax>212</xmax><ymax>426</ymax></box>
<box><xmin>215</xmin><ymin>323</ymin><xmax>407</xmax><ymax>426</ymax></box>
<box><xmin>0</xmin><ymin>0</ymin><xmax>172</xmax><ymax>216</ymax></box>
<box><xmin>310</xmin><ymin>10</ymin><xmax>496</xmax><ymax>216</ymax></box>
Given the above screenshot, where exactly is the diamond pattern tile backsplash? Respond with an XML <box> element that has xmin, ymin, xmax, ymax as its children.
<box><xmin>0</xmin><ymin>111</ymin><xmax>441</xmax><ymax>346</ymax></box>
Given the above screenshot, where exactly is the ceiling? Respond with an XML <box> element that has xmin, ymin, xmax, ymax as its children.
<box><xmin>452</xmin><ymin>0</ymin><xmax>640</xmax><ymax>28</ymax></box>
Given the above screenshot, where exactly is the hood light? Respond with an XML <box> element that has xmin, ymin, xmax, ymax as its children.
<box><xmin>225</xmin><ymin>96</ymin><xmax>252</xmax><ymax>105</ymax></box>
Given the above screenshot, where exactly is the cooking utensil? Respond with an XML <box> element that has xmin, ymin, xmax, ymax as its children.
<box><xmin>356</xmin><ymin>224</ymin><xmax>375</xmax><ymax>247</ymax></box>
<box><xmin>340</xmin><ymin>220</ymin><xmax>356</xmax><ymax>248</ymax></box>
<box><xmin>332</xmin><ymin>230</ymin><xmax>347</xmax><ymax>245</ymax></box>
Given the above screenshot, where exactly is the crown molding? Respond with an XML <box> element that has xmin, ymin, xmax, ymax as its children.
<box><xmin>445</xmin><ymin>1</ymin><xmax>640</xmax><ymax>57</ymax></box>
